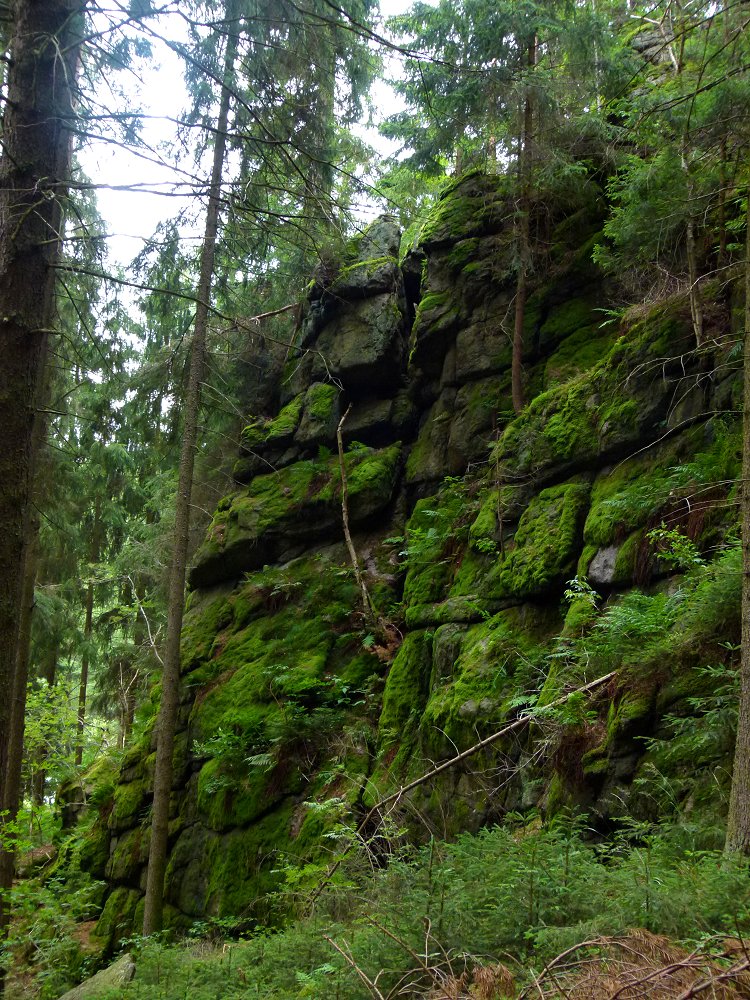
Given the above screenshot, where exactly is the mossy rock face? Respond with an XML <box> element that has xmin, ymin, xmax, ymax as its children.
<box><xmin>543</xmin><ymin>322</ymin><xmax>619</xmax><ymax>388</ymax></box>
<box><xmin>181</xmin><ymin>587</ymin><xmax>234</xmax><ymax>674</ymax></box>
<box><xmin>419</xmin><ymin>172</ymin><xmax>511</xmax><ymax>247</ymax></box>
<box><xmin>452</xmin><ymin>316</ymin><xmax>514</xmax><ymax>382</ymax></box>
<box><xmin>487</xmin><ymin>478</ymin><xmax>592</xmax><ymax>599</ymax></box>
<box><xmin>405</xmin><ymin>392</ymin><xmax>459</xmax><ymax>485</ymax></box>
<box><xmin>78</xmin><ymin>822</ymin><xmax>111</xmax><ymax>879</ymax></box>
<box><xmin>106</xmin><ymin>825</ymin><xmax>148</xmax><ymax>884</ymax></box>
<box><xmin>448</xmin><ymin>375</ymin><xmax>513</xmax><ymax>469</ymax></box>
<box><xmin>494</xmin><ymin>299</ymin><xmax>699</xmax><ymax>480</ymax></box>
<box><xmin>294</xmin><ymin>381</ymin><xmax>341</xmax><ymax>448</ymax></box>
<box><xmin>108</xmin><ymin>779</ymin><xmax>148</xmax><ymax>833</ymax></box>
<box><xmin>315</xmin><ymin>293</ymin><xmax>407</xmax><ymax>391</ymax></box>
<box><xmin>586</xmin><ymin>531</ymin><xmax>643</xmax><ymax>587</ymax></box>
<box><xmin>582</xmin><ymin>420</ymin><xmax>740</xmax><ymax>574</ymax></box>
<box><xmin>379</xmin><ymin>631</ymin><xmax>433</xmax><ymax>745</ymax></box>
<box><xmin>342</xmin><ymin>391</ymin><xmax>419</xmax><ymax>447</ymax></box>
<box><xmin>358</xmin><ymin>215</ymin><xmax>401</xmax><ymax>259</ymax></box>
<box><xmin>401</xmin><ymin>488</ymin><xmax>468</xmax><ymax>606</ymax></box>
<box><xmin>240</xmin><ymin>393</ymin><xmax>304</xmax><ymax>453</ymax></box>
<box><xmin>328</xmin><ymin>255</ymin><xmax>400</xmax><ymax>299</ymax></box>
<box><xmin>419</xmin><ymin>605</ymin><xmax>558</xmax><ymax>757</ymax></box>
<box><xmin>537</xmin><ymin>296</ymin><xmax>600</xmax><ymax>354</ymax></box>
<box><xmin>93</xmin><ymin>886</ymin><xmax>141</xmax><ymax>954</ymax></box>
<box><xmin>190</xmin><ymin>443</ymin><xmax>402</xmax><ymax>588</ymax></box>
<box><xmin>409</xmin><ymin>288</ymin><xmax>463</xmax><ymax>375</ymax></box>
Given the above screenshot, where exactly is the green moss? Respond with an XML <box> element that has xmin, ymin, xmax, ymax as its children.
<box><xmin>419</xmin><ymin>173</ymin><xmax>510</xmax><ymax>245</ymax></box>
<box><xmin>402</xmin><ymin>489</ymin><xmax>468</xmax><ymax>605</ymax></box>
<box><xmin>404</xmin><ymin>595</ymin><xmax>496</xmax><ymax>629</ymax></box>
<box><xmin>93</xmin><ymin>886</ymin><xmax>141</xmax><ymax>953</ymax></box>
<box><xmin>335</xmin><ymin>443</ymin><xmax>402</xmax><ymax>518</ymax></box>
<box><xmin>191</xmin><ymin>444</ymin><xmax>402</xmax><ymax>587</ymax></box>
<box><xmin>612</xmin><ymin>530</ymin><xmax>643</xmax><ymax>584</ymax></box>
<box><xmin>584</xmin><ymin>452</ymin><xmax>676</xmax><ymax>549</ymax></box>
<box><xmin>304</xmin><ymin>381</ymin><xmax>339</xmax><ymax>422</ymax></box>
<box><xmin>562</xmin><ymin>596</ymin><xmax>598</xmax><ymax>637</ymax></box>
<box><xmin>78</xmin><ymin>822</ymin><xmax>111</xmax><ymax>878</ymax></box>
<box><xmin>241</xmin><ymin>393</ymin><xmax>304</xmax><ymax>451</ymax></box>
<box><xmin>447</xmin><ymin>237</ymin><xmax>480</xmax><ymax>270</ymax></box>
<box><xmin>379</xmin><ymin>631</ymin><xmax>433</xmax><ymax>742</ymax></box>
<box><xmin>331</xmin><ymin>255</ymin><xmax>397</xmax><ymax>286</ymax></box>
<box><xmin>494</xmin><ymin>299</ymin><xmax>697</xmax><ymax>478</ymax></box>
<box><xmin>450</xmin><ymin>547</ymin><xmax>493</xmax><ymax>597</ymax></box>
<box><xmin>490</xmin><ymin>478</ymin><xmax>591</xmax><ymax>598</ymax></box>
<box><xmin>107</xmin><ymin>826</ymin><xmax>146</xmax><ymax>882</ymax></box>
<box><xmin>419</xmin><ymin>606</ymin><xmax>556</xmax><ymax>755</ymax></box>
<box><xmin>109</xmin><ymin>779</ymin><xmax>148</xmax><ymax>832</ymax></box>
<box><xmin>414</xmin><ymin>290</ymin><xmax>450</xmax><ymax>317</ymax></box>
<box><xmin>469</xmin><ymin>491</ymin><xmax>498</xmax><ymax>550</ymax></box>
<box><xmin>196</xmin><ymin>757</ymin><xmax>286</xmax><ymax>832</ymax></box>
<box><xmin>544</xmin><ymin>324</ymin><xmax>618</xmax><ymax>387</ymax></box>
<box><xmin>205</xmin><ymin>803</ymin><xmax>298</xmax><ymax>917</ymax></box>
<box><xmin>181</xmin><ymin>589</ymin><xmax>233</xmax><ymax>673</ymax></box>
<box><xmin>538</xmin><ymin>297</ymin><xmax>598</xmax><ymax>349</ymax></box>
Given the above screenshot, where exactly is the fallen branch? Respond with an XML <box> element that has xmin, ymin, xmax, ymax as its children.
<box><xmin>337</xmin><ymin>404</ymin><xmax>377</xmax><ymax>626</ymax></box>
<box><xmin>309</xmin><ymin>670</ymin><xmax>617</xmax><ymax>907</ymax></box>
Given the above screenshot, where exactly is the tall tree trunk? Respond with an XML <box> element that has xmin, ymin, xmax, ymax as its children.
<box><xmin>75</xmin><ymin>581</ymin><xmax>95</xmax><ymax>767</ymax></box>
<box><xmin>511</xmin><ymin>36</ymin><xmax>536</xmax><ymax>415</ymax></box>
<box><xmin>76</xmin><ymin>494</ymin><xmax>102</xmax><ymax>767</ymax></box>
<box><xmin>32</xmin><ymin>645</ymin><xmax>58</xmax><ymax>808</ymax></box>
<box><xmin>725</xmin><ymin>194</ymin><xmax>750</xmax><ymax>854</ymax></box>
<box><xmin>0</xmin><ymin>4</ymin><xmax>81</xmax><ymax>982</ymax></box>
<box><xmin>142</xmin><ymin>2</ymin><xmax>239</xmax><ymax>935</ymax></box>
<box><xmin>4</xmin><ymin>511</ymin><xmax>39</xmax><ymax>815</ymax></box>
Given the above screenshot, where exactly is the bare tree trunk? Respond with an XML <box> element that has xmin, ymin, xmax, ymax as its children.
<box><xmin>726</xmin><ymin>194</ymin><xmax>750</xmax><ymax>854</ymax></box>
<box><xmin>32</xmin><ymin>646</ymin><xmax>58</xmax><ymax>808</ymax></box>
<box><xmin>74</xmin><ymin>581</ymin><xmax>95</xmax><ymax>767</ymax></box>
<box><xmin>511</xmin><ymin>36</ymin><xmax>536</xmax><ymax>415</ymax></box>
<box><xmin>684</xmin><ymin>178</ymin><xmax>704</xmax><ymax>347</ymax></box>
<box><xmin>142</xmin><ymin>2</ymin><xmax>239</xmax><ymax>935</ymax></box>
<box><xmin>0</xmin><ymin>3</ymin><xmax>82</xmax><ymax>984</ymax></box>
<box><xmin>5</xmin><ymin>514</ymin><xmax>39</xmax><ymax>814</ymax></box>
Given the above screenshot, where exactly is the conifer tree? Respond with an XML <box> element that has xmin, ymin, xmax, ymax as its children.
<box><xmin>0</xmin><ymin>0</ymin><xmax>85</xmax><ymax>983</ymax></box>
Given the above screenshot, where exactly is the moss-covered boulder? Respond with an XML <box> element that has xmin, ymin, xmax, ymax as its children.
<box><xmin>487</xmin><ymin>477</ymin><xmax>592</xmax><ymax>599</ymax></box>
<box><xmin>294</xmin><ymin>381</ymin><xmax>341</xmax><ymax>447</ymax></box>
<box><xmin>419</xmin><ymin>171</ymin><xmax>512</xmax><ymax>247</ymax></box>
<box><xmin>494</xmin><ymin>299</ymin><xmax>703</xmax><ymax>482</ymax></box>
<box><xmin>315</xmin><ymin>293</ymin><xmax>408</xmax><ymax>391</ymax></box>
<box><xmin>190</xmin><ymin>443</ymin><xmax>402</xmax><ymax>588</ymax></box>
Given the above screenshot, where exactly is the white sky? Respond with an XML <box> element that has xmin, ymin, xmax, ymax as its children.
<box><xmin>80</xmin><ymin>2</ymin><xmax>412</xmax><ymax>268</ymax></box>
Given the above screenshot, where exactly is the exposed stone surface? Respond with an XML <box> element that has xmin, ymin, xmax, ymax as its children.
<box><xmin>57</xmin><ymin>953</ymin><xmax>136</xmax><ymax>1000</ymax></box>
<box><xmin>92</xmin><ymin>184</ymin><xmax>741</xmax><ymax>952</ymax></box>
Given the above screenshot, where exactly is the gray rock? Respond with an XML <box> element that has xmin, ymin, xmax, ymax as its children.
<box><xmin>56</xmin><ymin>953</ymin><xmax>136</xmax><ymax>1000</ymax></box>
<box><xmin>316</xmin><ymin>293</ymin><xmax>407</xmax><ymax>390</ymax></box>
<box><xmin>588</xmin><ymin>545</ymin><xmax>619</xmax><ymax>585</ymax></box>
<box><xmin>357</xmin><ymin>215</ymin><xmax>401</xmax><ymax>260</ymax></box>
<box><xmin>432</xmin><ymin>623</ymin><xmax>468</xmax><ymax>684</ymax></box>
<box><xmin>328</xmin><ymin>256</ymin><xmax>400</xmax><ymax>300</ymax></box>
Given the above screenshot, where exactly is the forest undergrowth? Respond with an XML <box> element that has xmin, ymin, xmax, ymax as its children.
<box><xmin>10</xmin><ymin>815</ymin><xmax>750</xmax><ymax>999</ymax></box>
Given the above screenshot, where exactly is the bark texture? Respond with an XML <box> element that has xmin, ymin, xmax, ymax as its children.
<box><xmin>511</xmin><ymin>36</ymin><xmax>536</xmax><ymax>415</ymax></box>
<box><xmin>0</xmin><ymin>0</ymin><xmax>83</xmax><ymax>981</ymax></box>
<box><xmin>142</xmin><ymin>2</ymin><xmax>239</xmax><ymax>934</ymax></box>
<box><xmin>726</xmin><ymin>194</ymin><xmax>750</xmax><ymax>854</ymax></box>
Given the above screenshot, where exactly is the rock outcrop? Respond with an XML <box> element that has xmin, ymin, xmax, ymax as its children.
<box><xmin>91</xmin><ymin>171</ymin><xmax>743</xmax><ymax>947</ymax></box>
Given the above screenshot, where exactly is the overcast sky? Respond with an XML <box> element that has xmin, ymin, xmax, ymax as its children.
<box><xmin>80</xmin><ymin>2</ymin><xmax>412</xmax><ymax>267</ymax></box>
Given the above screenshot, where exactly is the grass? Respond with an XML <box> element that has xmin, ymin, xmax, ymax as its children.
<box><xmin>68</xmin><ymin>818</ymin><xmax>750</xmax><ymax>999</ymax></box>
